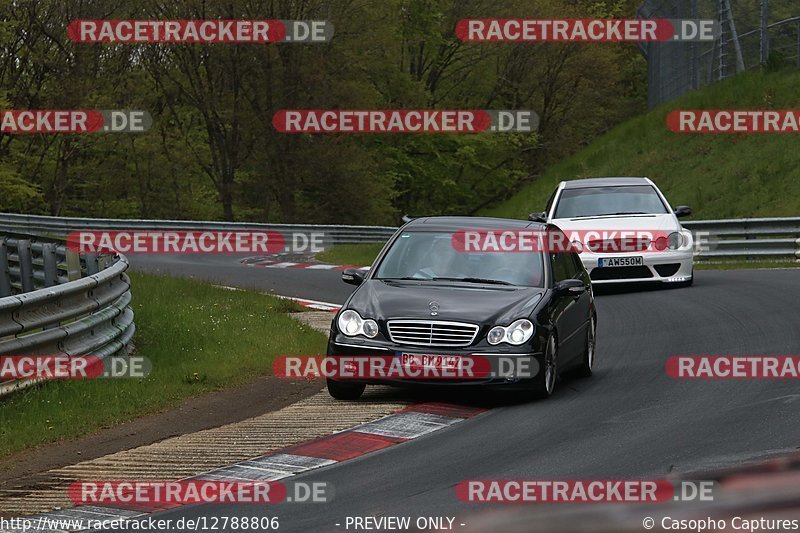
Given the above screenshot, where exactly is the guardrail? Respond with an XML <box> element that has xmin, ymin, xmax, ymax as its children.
<box><xmin>684</xmin><ymin>217</ymin><xmax>800</xmax><ymax>262</ymax></box>
<box><xmin>0</xmin><ymin>213</ymin><xmax>398</xmax><ymax>247</ymax></box>
<box><xmin>0</xmin><ymin>232</ymin><xmax>135</xmax><ymax>397</ymax></box>
<box><xmin>1</xmin><ymin>212</ymin><xmax>798</xmax><ymax>263</ymax></box>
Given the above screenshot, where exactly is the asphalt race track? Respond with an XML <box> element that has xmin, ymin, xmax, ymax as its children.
<box><xmin>129</xmin><ymin>254</ymin><xmax>353</xmax><ymax>303</ymax></box>
<box><xmin>126</xmin><ymin>257</ymin><xmax>800</xmax><ymax>532</ymax></box>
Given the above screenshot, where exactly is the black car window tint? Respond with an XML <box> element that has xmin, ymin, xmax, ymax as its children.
<box><xmin>569</xmin><ymin>252</ymin><xmax>583</xmax><ymax>277</ymax></box>
<box><xmin>551</xmin><ymin>251</ymin><xmax>573</xmax><ymax>282</ymax></box>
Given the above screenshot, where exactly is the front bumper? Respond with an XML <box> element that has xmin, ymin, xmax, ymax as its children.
<box><xmin>580</xmin><ymin>248</ymin><xmax>693</xmax><ymax>285</ymax></box>
<box><xmin>327</xmin><ymin>335</ymin><xmax>542</xmax><ymax>390</ymax></box>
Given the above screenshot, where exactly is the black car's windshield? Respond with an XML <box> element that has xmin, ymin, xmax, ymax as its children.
<box><xmin>374</xmin><ymin>231</ymin><xmax>544</xmax><ymax>287</ymax></box>
<box><xmin>554</xmin><ymin>185</ymin><xmax>668</xmax><ymax>218</ymax></box>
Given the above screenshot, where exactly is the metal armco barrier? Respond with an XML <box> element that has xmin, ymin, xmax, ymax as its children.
<box><xmin>0</xmin><ymin>232</ymin><xmax>135</xmax><ymax>397</ymax></box>
<box><xmin>0</xmin><ymin>213</ymin><xmax>398</xmax><ymax>247</ymax></box>
<box><xmin>0</xmin><ymin>212</ymin><xmax>798</xmax><ymax>263</ymax></box>
<box><xmin>683</xmin><ymin>217</ymin><xmax>800</xmax><ymax>262</ymax></box>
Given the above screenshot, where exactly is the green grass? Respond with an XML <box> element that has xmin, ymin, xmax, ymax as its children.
<box><xmin>483</xmin><ymin>68</ymin><xmax>800</xmax><ymax>221</ymax></box>
<box><xmin>316</xmin><ymin>243</ymin><xmax>384</xmax><ymax>267</ymax></box>
<box><xmin>0</xmin><ymin>273</ymin><xmax>327</xmax><ymax>459</ymax></box>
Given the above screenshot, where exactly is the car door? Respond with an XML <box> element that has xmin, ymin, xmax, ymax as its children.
<box><xmin>549</xmin><ymin>239</ymin><xmax>590</xmax><ymax>366</ymax></box>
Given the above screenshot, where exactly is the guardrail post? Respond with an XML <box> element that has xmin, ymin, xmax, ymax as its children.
<box><xmin>41</xmin><ymin>242</ymin><xmax>60</xmax><ymax>331</ymax></box>
<box><xmin>796</xmin><ymin>238</ymin><xmax>800</xmax><ymax>262</ymax></box>
<box><xmin>0</xmin><ymin>238</ymin><xmax>11</xmax><ymax>297</ymax></box>
<box><xmin>42</xmin><ymin>243</ymin><xmax>58</xmax><ymax>287</ymax></box>
<box><xmin>17</xmin><ymin>239</ymin><xmax>34</xmax><ymax>293</ymax></box>
<box><xmin>84</xmin><ymin>253</ymin><xmax>99</xmax><ymax>275</ymax></box>
<box><xmin>66</xmin><ymin>248</ymin><xmax>82</xmax><ymax>281</ymax></box>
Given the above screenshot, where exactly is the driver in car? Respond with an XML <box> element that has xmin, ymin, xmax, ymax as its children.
<box><xmin>414</xmin><ymin>237</ymin><xmax>465</xmax><ymax>279</ymax></box>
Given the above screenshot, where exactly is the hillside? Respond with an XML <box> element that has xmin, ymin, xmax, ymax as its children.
<box><xmin>483</xmin><ymin>69</ymin><xmax>800</xmax><ymax>220</ymax></box>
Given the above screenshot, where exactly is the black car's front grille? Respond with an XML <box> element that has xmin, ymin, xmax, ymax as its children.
<box><xmin>654</xmin><ymin>263</ymin><xmax>681</xmax><ymax>277</ymax></box>
<box><xmin>590</xmin><ymin>266</ymin><xmax>653</xmax><ymax>281</ymax></box>
<box><xmin>387</xmin><ymin>320</ymin><xmax>479</xmax><ymax>347</ymax></box>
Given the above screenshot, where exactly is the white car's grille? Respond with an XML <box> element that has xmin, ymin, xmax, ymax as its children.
<box><xmin>387</xmin><ymin>320</ymin><xmax>479</xmax><ymax>347</ymax></box>
<box><xmin>585</xmin><ymin>237</ymin><xmax>651</xmax><ymax>253</ymax></box>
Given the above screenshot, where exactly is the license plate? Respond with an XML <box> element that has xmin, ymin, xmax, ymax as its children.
<box><xmin>598</xmin><ymin>256</ymin><xmax>644</xmax><ymax>268</ymax></box>
<box><xmin>400</xmin><ymin>353</ymin><xmax>461</xmax><ymax>371</ymax></box>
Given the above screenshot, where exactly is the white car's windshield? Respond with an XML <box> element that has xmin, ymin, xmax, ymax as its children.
<box><xmin>374</xmin><ymin>231</ymin><xmax>544</xmax><ymax>287</ymax></box>
<box><xmin>554</xmin><ymin>185</ymin><xmax>668</xmax><ymax>218</ymax></box>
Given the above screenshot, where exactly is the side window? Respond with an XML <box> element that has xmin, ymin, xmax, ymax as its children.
<box><xmin>569</xmin><ymin>251</ymin><xmax>584</xmax><ymax>275</ymax></box>
<box><xmin>551</xmin><ymin>252</ymin><xmax>573</xmax><ymax>282</ymax></box>
<box><xmin>548</xmin><ymin>227</ymin><xmax>577</xmax><ymax>283</ymax></box>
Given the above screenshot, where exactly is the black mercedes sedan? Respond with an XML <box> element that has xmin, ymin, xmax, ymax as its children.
<box><xmin>326</xmin><ymin>216</ymin><xmax>596</xmax><ymax>401</ymax></box>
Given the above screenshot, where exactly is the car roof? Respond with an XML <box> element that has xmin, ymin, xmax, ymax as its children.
<box><xmin>404</xmin><ymin>216</ymin><xmax>545</xmax><ymax>231</ymax></box>
<box><xmin>561</xmin><ymin>177</ymin><xmax>650</xmax><ymax>189</ymax></box>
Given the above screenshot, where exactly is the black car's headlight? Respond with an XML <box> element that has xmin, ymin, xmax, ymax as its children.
<box><xmin>338</xmin><ymin>310</ymin><xmax>379</xmax><ymax>338</ymax></box>
<box><xmin>487</xmin><ymin>319</ymin><xmax>534</xmax><ymax>346</ymax></box>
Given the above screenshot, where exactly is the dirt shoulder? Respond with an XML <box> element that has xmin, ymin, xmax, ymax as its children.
<box><xmin>0</xmin><ymin>376</ymin><xmax>322</xmax><ymax>489</ymax></box>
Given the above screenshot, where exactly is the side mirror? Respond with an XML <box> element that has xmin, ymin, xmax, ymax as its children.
<box><xmin>554</xmin><ymin>278</ymin><xmax>586</xmax><ymax>294</ymax></box>
<box><xmin>341</xmin><ymin>268</ymin><xmax>365</xmax><ymax>286</ymax></box>
<box><xmin>528</xmin><ymin>212</ymin><xmax>548</xmax><ymax>223</ymax></box>
<box><xmin>674</xmin><ymin>206</ymin><xmax>692</xmax><ymax>218</ymax></box>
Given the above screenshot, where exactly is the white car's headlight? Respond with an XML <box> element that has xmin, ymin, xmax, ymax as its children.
<box><xmin>667</xmin><ymin>232</ymin><xmax>683</xmax><ymax>250</ymax></box>
<box><xmin>487</xmin><ymin>319</ymin><xmax>535</xmax><ymax>346</ymax></box>
<box><xmin>338</xmin><ymin>310</ymin><xmax>379</xmax><ymax>338</ymax></box>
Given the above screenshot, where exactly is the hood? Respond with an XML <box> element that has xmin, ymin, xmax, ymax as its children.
<box><xmin>346</xmin><ymin>280</ymin><xmax>544</xmax><ymax>325</ymax></box>
<box><xmin>551</xmin><ymin>213</ymin><xmax>680</xmax><ymax>233</ymax></box>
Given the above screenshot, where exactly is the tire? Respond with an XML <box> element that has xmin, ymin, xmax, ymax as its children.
<box><xmin>576</xmin><ymin>316</ymin><xmax>596</xmax><ymax>378</ymax></box>
<box><xmin>531</xmin><ymin>334</ymin><xmax>558</xmax><ymax>400</ymax></box>
<box><xmin>326</xmin><ymin>379</ymin><xmax>366</xmax><ymax>400</ymax></box>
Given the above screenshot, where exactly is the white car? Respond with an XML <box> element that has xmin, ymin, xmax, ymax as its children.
<box><xmin>531</xmin><ymin>177</ymin><xmax>694</xmax><ymax>286</ymax></box>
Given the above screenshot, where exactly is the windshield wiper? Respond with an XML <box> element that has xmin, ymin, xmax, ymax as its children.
<box><xmin>569</xmin><ymin>211</ymin><xmax>651</xmax><ymax>219</ymax></box>
<box><xmin>380</xmin><ymin>276</ymin><xmax>431</xmax><ymax>281</ymax></box>
<box><xmin>431</xmin><ymin>277</ymin><xmax>514</xmax><ymax>285</ymax></box>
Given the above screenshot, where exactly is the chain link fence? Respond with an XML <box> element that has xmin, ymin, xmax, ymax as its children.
<box><xmin>637</xmin><ymin>0</ymin><xmax>800</xmax><ymax>107</ymax></box>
